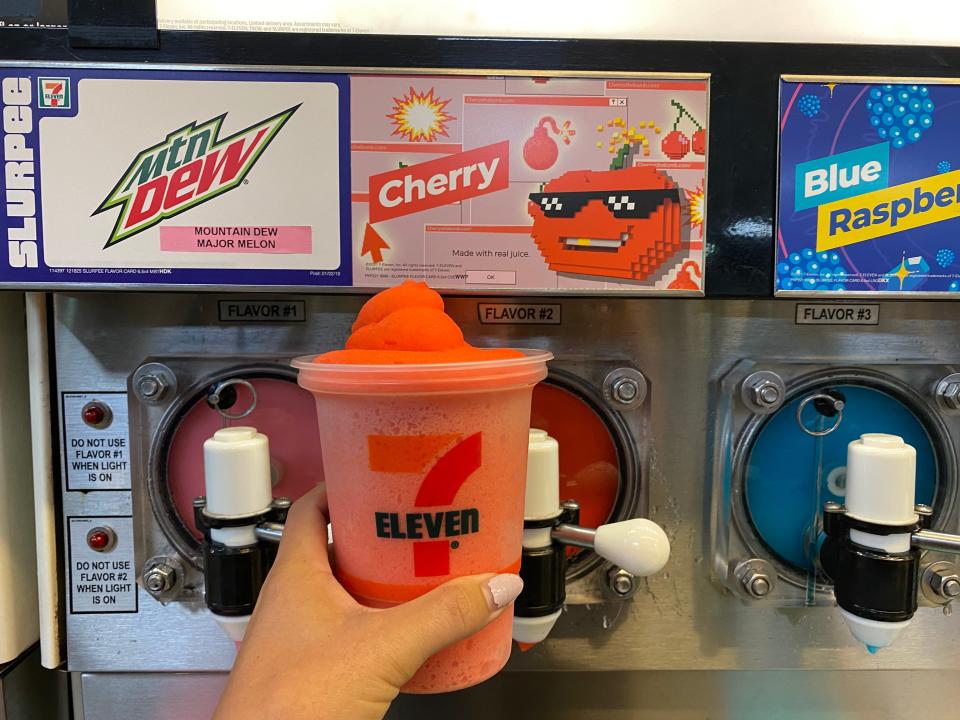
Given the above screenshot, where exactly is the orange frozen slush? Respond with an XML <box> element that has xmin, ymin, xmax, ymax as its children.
<box><xmin>314</xmin><ymin>279</ymin><xmax>524</xmax><ymax>365</ymax></box>
<box><xmin>295</xmin><ymin>281</ymin><xmax>550</xmax><ymax>693</ymax></box>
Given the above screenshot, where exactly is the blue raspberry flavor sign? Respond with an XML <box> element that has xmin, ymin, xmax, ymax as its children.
<box><xmin>777</xmin><ymin>76</ymin><xmax>960</xmax><ymax>297</ymax></box>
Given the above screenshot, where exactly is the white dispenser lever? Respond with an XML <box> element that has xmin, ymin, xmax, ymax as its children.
<box><xmin>592</xmin><ymin>519</ymin><xmax>671</xmax><ymax>577</ymax></box>
<box><xmin>551</xmin><ymin>517</ymin><xmax>670</xmax><ymax>577</ymax></box>
<box><xmin>513</xmin><ymin>429</ymin><xmax>670</xmax><ymax>648</ymax></box>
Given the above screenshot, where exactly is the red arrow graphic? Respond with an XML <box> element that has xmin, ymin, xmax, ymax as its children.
<box><xmin>361</xmin><ymin>222</ymin><xmax>390</xmax><ymax>264</ymax></box>
<box><xmin>413</xmin><ymin>432</ymin><xmax>482</xmax><ymax>576</ymax></box>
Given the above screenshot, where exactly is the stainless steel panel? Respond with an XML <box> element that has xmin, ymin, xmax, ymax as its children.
<box><xmin>76</xmin><ymin>672</ymin><xmax>226</xmax><ymax>720</ymax></box>
<box><xmin>74</xmin><ymin>669</ymin><xmax>960</xmax><ymax>720</ymax></box>
<box><xmin>711</xmin><ymin>360</ymin><xmax>960</xmax><ymax>606</ymax></box>
<box><xmin>53</xmin><ymin>294</ymin><xmax>960</xmax><ymax>684</ymax></box>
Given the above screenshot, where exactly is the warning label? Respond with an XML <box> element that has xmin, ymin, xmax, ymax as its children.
<box><xmin>62</xmin><ymin>393</ymin><xmax>130</xmax><ymax>491</ymax></box>
<box><xmin>68</xmin><ymin>516</ymin><xmax>137</xmax><ymax>613</ymax></box>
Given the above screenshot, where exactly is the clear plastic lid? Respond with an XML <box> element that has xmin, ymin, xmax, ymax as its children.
<box><xmin>292</xmin><ymin>349</ymin><xmax>552</xmax><ymax>395</ymax></box>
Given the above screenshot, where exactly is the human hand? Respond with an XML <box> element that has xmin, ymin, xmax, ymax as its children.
<box><xmin>213</xmin><ymin>485</ymin><xmax>523</xmax><ymax>720</ymax></box>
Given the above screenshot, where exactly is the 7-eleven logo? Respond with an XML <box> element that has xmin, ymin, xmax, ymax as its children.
<box><xmin>38</xmin><ymin>77</ymin><xmax>70</xmax><ymax>109</ymax></box>
<box><xmin>369</xmin><ymin>432</ymin><xmax>482</xmax><ymax>577</ymax></box>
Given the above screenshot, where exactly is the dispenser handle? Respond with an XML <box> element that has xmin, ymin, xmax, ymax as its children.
<box><xmin>552</xmin><ymin>518</ymin><xmax>670</xmax><ymax>577</ymax></box>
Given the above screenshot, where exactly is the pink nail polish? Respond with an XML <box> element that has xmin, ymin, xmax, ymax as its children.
<box><xmin>485</xmin><ymin>573</ymin><xmax>524</xmax><ymax>610</ymax></box>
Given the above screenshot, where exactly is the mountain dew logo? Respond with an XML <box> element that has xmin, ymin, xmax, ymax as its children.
<box><xmin>94</xmin><ymin>105</ymin><xmax>299</xmax><ymax>247</ymax></box>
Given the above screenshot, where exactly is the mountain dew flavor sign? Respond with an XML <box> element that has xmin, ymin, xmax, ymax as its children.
<box><xmin>96</xmin><ymin>106</ymin><xmax>300</xmax><ymax>248</ymax></box>
<box><xmin>0</xmin><ymin>67</ymin><xmax>351</xmax><ymax>287</ymax></box>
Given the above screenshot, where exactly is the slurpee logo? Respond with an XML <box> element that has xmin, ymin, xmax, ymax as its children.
<box><xmin>94</xmin><ymin>105</ymin><xmax>299</xmax><ymax>248</ymax></box>
<box><xmin>369</xmin><ymin>432</ymin><xmax>482</xmax><ymax>577</ymax></box>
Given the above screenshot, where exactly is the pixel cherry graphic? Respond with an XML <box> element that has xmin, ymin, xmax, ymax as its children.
<box><xmin>662</xmin><ymin>100</ymin><xmax>705</xmax><ymax>160</ymax></box>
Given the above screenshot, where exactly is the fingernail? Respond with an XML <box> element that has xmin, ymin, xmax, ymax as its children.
<box><xmin>484</xmin><ymin>574</ymin><xmax>524</xmax><ymax>610</ymax></box>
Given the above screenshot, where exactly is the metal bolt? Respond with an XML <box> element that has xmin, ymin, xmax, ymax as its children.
<box><xmin>613</xmin><ymin>574</ymin><xmax>633</xmax><ymax>595</ymax></box>
<box><xmin>935</xmin><ymin>373</ymin><xmax>960</xmax><ymax>413</ymax></box>
<box><xmin>742</xmin><ymin>569</ymin><xmax>771</xmax><ymax>598</ymax></box>
<box><xmin>945</xmin><ymin>383</ymin><xmax>960</xmax><ymax>410</ymax></box>
<box><xmin>920</xmin><ymin>561</ymin><xmax>960</xmax><ymax>606</ymax></box>
<box><xmin>823</xmin><ymin>501</ymin><xmax>843</xmax><ymax>513</ymax></box>
<box><xmin>734</xmin><ymin>558</ymin><xmax>776</xmax><ymax>600</ymax></box>
<box><xmin>606</xmin><ymin>567</ymin><xmax>638</xmax><ymax>599</ymax></box>
<box><xmin>137</xmin><ymin>376</ymin><xmax>160</xmax><ymax>398</ymax></box>
<box><xmin>944</xmin><ymin>578</ymin><xmax>960</xmax><ymax>599</ymax></box>
<box><xmin>560</xmin><ymin>499</ymin><xmax>581</xmax><ymax>513</ymax></box>
<box><xmin>602</xmin><ymin>368</ymin><xmax>647</xmax><ymax>411</ymax></box>
<box><xmin>740</xmin><ymin>371</ymin><xmax>786</xmax><ymax>415</ymax></box>
<box><xmin>751</xmin><ymin>381</ymin><xmax>780</xmax><ymax>408</ymax></box>
<box><xmin>272</xmin><ymin>497</ymin><xmax>292</xmax><ymax>510</ymax></box>
<box><xmin>141</xmin><ymin>556</ymin><xmax>185</xmax><ymax>604</ymax></box>
<box><xmin>930</xmin><ymin>568</ymin><xmax>960</xmax><ymax>599</ymax></box>
<box><xmin>143</xmin><ymin>563</ymin><xmax>176</xmax><ymax>594</ymax></box>
<box><xmin>132</xmin><ymin>363</ymin><xmax>177</xmax><ymax>404</ymax></box>
<box><xmin>748</xmin><ymin>574</ymin><xmax>770</xmax><ymax>597</ymax></box>
<box><xmin>758</xmin><ymin>384</ymin><xmax>779</xmax><ymax>405</ymax></box>
<box><xmin>612</xmin><ymin>378</ymin><xmax>639</xmax><ymax>404</ymax></box>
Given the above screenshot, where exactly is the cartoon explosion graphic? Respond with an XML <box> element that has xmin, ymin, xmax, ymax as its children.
<box><xmin>387</xmin><ymin>86</ymin><xmax>455</xmax><ymax>142</ymax></box>
<box><xmin>685</xmin><ymin>183</ymin><xmax>705</xmax><ymax>237</ymax></box>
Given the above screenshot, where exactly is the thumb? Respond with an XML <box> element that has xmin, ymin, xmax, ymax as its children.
<box><xmin>375</xmin><ymin>573</ymin><xmax>523</xmax><ymax>679</ymax></box>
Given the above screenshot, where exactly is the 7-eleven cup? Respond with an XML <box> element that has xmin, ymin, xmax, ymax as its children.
<box><xmin>293</xmin><ymin>350</ymin><xmax>551</xmax><ymax>693</ymax></box>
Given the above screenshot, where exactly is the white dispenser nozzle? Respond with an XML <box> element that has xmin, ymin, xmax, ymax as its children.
<box><xmin>202</xmin><ymin>426</ymin><xmax>274</xmax><ymax>643</ymax></box>
<box><xmin>513</xmin><ymin>429</ymin><xmax>564</xmax><ymax>647</ymax></box>
<box><xmin>524</xmin><ymin>429</ymin><xmax>560</xmax><ymax>521</ymax></box>
<box><xmin>203</xmin><ymin>426</ymin><xmax>273</xmax><ymax>546</ymax></box>
<box><xmin>837</xmin><ymin>433</ymin><xmax>917</xmax><ymax>651</ymax></box>
<box><xmin>522</xmin><ymin>429</ymin><xmax>560</xmax><ymax>552</ymax></box>
<box><xmin>846</xmin><ymin>433</ymin><xmax>917</xmax><ymax>528</ymax></box>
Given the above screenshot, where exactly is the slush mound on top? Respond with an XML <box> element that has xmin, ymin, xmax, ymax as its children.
<box><xmin>315</xmin><ymin>280</ymin><xmax>524</xmax><ymax>365</ymax></box>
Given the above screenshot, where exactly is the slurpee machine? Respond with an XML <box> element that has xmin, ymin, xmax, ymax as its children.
<box><xmin>3</xmin><ymin>8</ymin><xmax>960</xmax><ymax>719</ymax></box>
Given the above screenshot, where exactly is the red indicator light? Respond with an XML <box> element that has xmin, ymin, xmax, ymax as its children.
<box><xmin>81</xmin><ymin>401</ymin><xmax>112</xmax><ymax>429</ymax></box>
<box><xmin>86</xmin><ymin>527</ymin><xmax>114</xmax><ymax>552</ymax></box>
<box><xmin>82</xmin><ymin>405</ymin><xmax>105</xmax><ymax>426</ymax></box>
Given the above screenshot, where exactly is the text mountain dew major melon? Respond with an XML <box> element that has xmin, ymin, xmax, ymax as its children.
<box><xmin>94</xmin><ymin>105</ymin><xmax>300</xmax><ymax>247</ymax></box>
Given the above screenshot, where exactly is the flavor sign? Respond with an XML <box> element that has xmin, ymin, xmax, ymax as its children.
<box><xmin>1</xmin><ymin>69</ymin><xmax>349</xmax><ymax>287</ymax></box>
<box><xmin>778</xmin><ymin>76</ymin><xmax>960</xmax><ymax>295</ymax></box>
<box><xmin>351</xmin><ymin>76</ymin><xmax>708</xmax><ymax>293</ymax></box>
<box><xmin>0</xmin><ymin>66</ymin><xmax>708</xmax><ymax>293</ymax></box>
